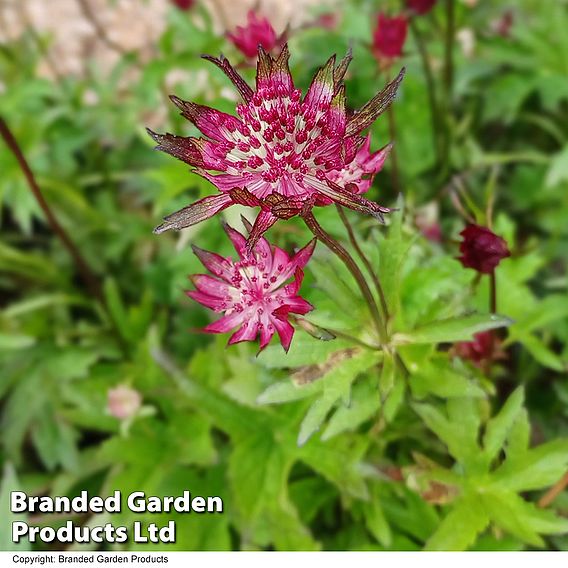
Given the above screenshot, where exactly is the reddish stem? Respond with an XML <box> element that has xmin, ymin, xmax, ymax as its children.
<box><xmin>0</xmin><ymin>116</ymin><xmax>103</xmax><ymax>304</ymax></box>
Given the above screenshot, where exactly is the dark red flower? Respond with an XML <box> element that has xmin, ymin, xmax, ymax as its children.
<box><xmin>171</xmin><ymin>0</ymin><xmax>194</xmax><ymax>10</ymax></box>
<box><xmin>407</xmin><ymin>0</ymin><xmax>437</xmax><ymax>15</ymax></box>
<box><xmin>457</xmin><ymin>224</ymin><xmax>510</xmax><ymax>274</ymax></box>
<box><xmin>227</xmin><ymin>10</ymin><xmax>279</xmax><ymax>59</ymax></box>
<box><xmin>372</xmin><ymin>13</ymin><xmax>408</xmax><ymax>60</ymax></box>
<box><xmin>454</xmin><ymin>331</ymin><xmax>505</xmax><ymax>367</ymax></box>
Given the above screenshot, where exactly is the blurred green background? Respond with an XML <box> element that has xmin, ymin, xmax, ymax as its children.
<box><xmin>1</xmin><ymin>0</ymin><xmax>568</xmax><ymax>552</ymax></box>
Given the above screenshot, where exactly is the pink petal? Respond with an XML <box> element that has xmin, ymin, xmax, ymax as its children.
<box><xmin>291</xmin><ymin>238</ymin><xmax>316</xmax><ymax>270</ymax></box>
<box><xmin>203</xmin><ymin>311</ymin><xmax>246</xmax><ymax>334</ymax></box>
<box><xmin>303</xmin><ymin>55</ymin><xmax>336</xmax><ymax>112</ymax></box>
<box><xmin>258</xmin><ymin>321</ymin><xmax>275</xmax><ymax>351</ymax></box>
<box><xmin>154</xmin><ymin>193</ymin><xmax>233</xmax><ymax>234</ymax></box>
<box><xmin>190</xmin><ymin>274</ymin><xmax>231</xmax><ymax>297</ymax></box>
<box><xmin>192</xmin><ymin>246</ymin><xmax>233</xmax><ymax>281</ymax></box>
<box><xmin>222</xmin><ymin>222</ymin><xmax>247</xmax><ymax>258</ymax></box>
<box><xmin>285</xmin><ymin>296</ymin><xmax>313</xmax><ymax>315</ymax></box>
<box><xmin>271</xmin><ymin>315</ymin><xmax>295</xmax><ymax>352</ymax></box>
<box><xmin>186</xmin><ymin>289</ymin><xmax>227</xmax><ymax>312</ymax></box>
<box><xmin>228</xmin><ymin>319</ymin><xmax>259</xmax><ymax>345</ymax></box>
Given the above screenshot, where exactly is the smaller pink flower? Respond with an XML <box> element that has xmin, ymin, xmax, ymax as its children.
<box><xmin>372</xmin><ymin>13</ymin><xmax>408</xmax><ymax>61</ymax></box>
<box><xmin>107</xmin><ymin>386</ymin><xmax>142</xmax><ymax>420</ymax></box>
<box><xmin>187</xmin><ymin>223</ymin><xmax>315</xmax><ymax>352</ymax></box>
<box><xmin>227</xmin><ymin>10</ymin><xmax>280</xmax><ymax>59</ymax></box>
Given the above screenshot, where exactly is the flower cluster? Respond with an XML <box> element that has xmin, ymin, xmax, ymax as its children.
<box><xmin>150</xmin><ymin>44</ymin><xmax>402</xmax><ymax>351</ymax></box>
<box><xmin>227</xmin><ymin>10</ymin><xmax>283</xmax><ymax>59</ymax></box>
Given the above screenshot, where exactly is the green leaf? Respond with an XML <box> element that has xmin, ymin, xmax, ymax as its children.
<box><xmin>0</xmin><ymin>463</ymin><xmax>31</xmax><ymax>551</ymax></box>
<box><xmin>480</xmin><ymin>491</ymin><xmax>544</xmax><ymax>547</ymax></box>
<box><xmin>425</xmin><ymin>493</ymin><xmax>490</xmax><ymax>551</ymax></box>
<box><xmin>364</xmin><ymin>484</ymin><xmax>392</xmax><ymax>547</ymax></box>
<box><xmin>0</xmin><ymin>333</ymin><xmax>36</xmax><ymax>350</ymax></box>
<box><xmin>296</xmin><ymin>350</ymin><xmax>381</xmax><ymax>445</ymax></box>
<box><xmin>483</xmin><ymin>387</ymin><xmax>525</xmax><ymax>464</ymax></box>
<box><xmin>393</xmin><ymin>314</ymin><xmax>512</xmax><ymax>345</ymax></box>
<box><xmin>493</xmin><ymin>439</ymin><xmax>568</xmax><ymax>492</ymax></box>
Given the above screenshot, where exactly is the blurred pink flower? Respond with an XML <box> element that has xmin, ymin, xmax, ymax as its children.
<box><xmin>188</xmin><ymin>223</ymin><xmax>315</xmax><ymax>352</ymax></box>
<box><xmin>227</xmin><ymin>10</ymin><xmax>279</xmax><ymax>59</ymax></box>
<box><xmin>149</xmin><ymin>45</ymin><xmax>402</xmax><ymax>248</ymax></box>
<box><xmin>372</xmin><ymin>13</ymin><xmax>408</xmax><ymax>60</ymax></box>
<box><xmin>407</xmin><ymin>0</ymin><xmax>437</xmax><ymax>15</ymax></box>
<box><xmin>107</xmin><ymin>386</ymin><xmax>142</xmax><ymax>420</ymax></box>
<box><xmin>458</xmin><ymin>224</ymin><xmax>510</xmax><ymax>274</ymax></box>
<box><xmin>454</xmin><ymin>331</ymin><xmax>505</xmax><ymax>367</ymax></box>
<box><xmin>170</xmin><ymin>0</ymin><xmax>195</xmax><ymax>11</ymax></box>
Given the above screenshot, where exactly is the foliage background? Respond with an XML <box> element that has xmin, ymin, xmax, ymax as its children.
<box><xmin>1</xmin><ymin>0</ymin><xmax>568</xmax><ymax>552</ymax></box>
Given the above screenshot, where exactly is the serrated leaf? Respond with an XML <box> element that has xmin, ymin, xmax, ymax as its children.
<box><xmin>493</xmin><ymin>439</ymin><xmax>568</xmax><ymax>492</ymax></box>
<box><xmin>483</xmin><ymin>387</ymin><xmax>525</xmax><ymax>464</ymax></box>
<box><xmin>425</xmin><ymin>493</ymin><xmax>490</xmax><ymax>551</ymax></box>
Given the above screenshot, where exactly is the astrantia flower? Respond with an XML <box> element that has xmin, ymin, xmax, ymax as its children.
<box><xmin>107</xmin><ymin>386</ymin><xmax>142</xmax><ymax>420</ymax></box>
<box><xmin>372</xmin><ymin>13</ymin><xmax>408</xmax><ymax>61</ymax></box>
<box><xmin>227</xmin><ymin>10</ymin><xmax>281</xmax><ymax>59</ymax></box>
<box><xmin>407</xmin><ymin>0</ymin><xmax>437</xmax><ymax>15</ymax></box>
<box><xmin>458</xmin><ymin>224</ymin><xmax>510</xmax><ymax>274</ymax></box>
<box><xmin>188</xmin><ymin>223</ymin><xmax>315</xmax><ymax>351</ymax></box>
<box><xmin>148</xmin><ymin>45</ymin><xmax>404</xmax><ymax>247</ymax></box>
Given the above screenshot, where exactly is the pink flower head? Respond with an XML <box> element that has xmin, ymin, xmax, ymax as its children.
<box><xmin>458</xmin><ymin>224</ymin><xmax>510</xmax><ymax>274</ymax></box>
<box><xmin>107</xmin><ymin>386</ymin><xmax>142</xmax><ymax>420</ymax></box>
<box><xmin>148</xmin><ymin>45</ymin><xmax>404</xmax><ymax>248</ymax></box>
<box><xmin>407</xmin><ymin>0</ymin><xmax>437</xmax><ymax>15</ymax></box>
<box><xmin>187</xmin><ymin>222</ymin><xmax>315</xmax><ymax>352</ymax></box>
<box><xmin>372</xmin><ymin>13</ymin><xmax>408</xmax><ymax>60</ymax></box>
<box><xmin>227</xmin><ymin>10</ymin><xmax>279</xmax><ymax>59</ymax></box>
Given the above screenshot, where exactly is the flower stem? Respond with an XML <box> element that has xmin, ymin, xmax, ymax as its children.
<box><xmin>0</xmin><ymin>116</ymin><xmax>104</xmax><ymax>305</ymax></box>
<box><xmin>336</xmin><ymin>205</ymin><xmax>389</xmax><ymax>321</ymax></box>
<box><xmin>489</xmin><ymin>270</ymin><xmax>497</xmax><ymax>314</ymax></box>
<box><xmin>410</xmin><ymin>18</ymin><xmax>442</xmax><ymax>165</ymax></box>
<box><xmin>302</xmin><ymin>211</ymin><xmax>387</xmax><ymax>345</ymax></box>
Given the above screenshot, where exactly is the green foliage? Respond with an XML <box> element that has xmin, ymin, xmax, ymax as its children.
<box><xmin>1</xmin><ymin>0</ymin><xmax>567</xmax><ymax>553</ymax></box>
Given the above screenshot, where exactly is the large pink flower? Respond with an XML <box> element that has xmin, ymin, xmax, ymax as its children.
<box><xmin>149</xmin><ymin>45</ymin><xmax>404</xmax><ymax>247</ymax></box>
<box><xmin>187</xmin><ymin>223</ymin><xmax>315</xmax><ymax>351</ymax></box>
<box><xmin>227</xmin><ymin>10</ymin><xmax>280</xmax><ymax>59</ymax></box>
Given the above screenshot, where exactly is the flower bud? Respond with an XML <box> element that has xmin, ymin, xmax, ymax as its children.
<box><xmin>107</xmin><ymin>385</ymin><xmax>142</xmax><ymax>420</ymax></box>
<box><xmin>457</xmin><ymin>224</ymin><xmax>510</xmax><ymax>274</ymax></box>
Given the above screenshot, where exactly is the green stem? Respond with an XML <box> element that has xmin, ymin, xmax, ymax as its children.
<box><xmin>489</xmin><ymin>270</ymin><xmax>497</xmax><ymax>314</ymax></box>
<box><xmin>302</xmin><ymin>211</ymin><xmax>387</xmax><ymax>345</ymax></box>
<box><xmin>410</xmin><ymin>18</ymin><xmax>442</xmax><ymax>165</ymax></box>
<box><xmin>336</xmin><ymin>205</ymin><xmax>389</xmax><ymax>321</ymax></box>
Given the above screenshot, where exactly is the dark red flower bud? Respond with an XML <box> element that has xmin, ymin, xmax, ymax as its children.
<box><xmin>458</xmin><ymin>224</ymin><xmax>510</xmax><ymax>274</ymax></box>
<box><xmin>454</xmin><ymin>331</ymin><xmax>505</xmax><ymax>367</ymax></box>
<box><xmin>407</xmin><ymin>0</ymin><xmax>437</xmax><ymax>15</ymax></box>
<box><xmin>171</xmin><ymin>0</ymin><xmax>194</xmax><ymax>10</ymax></box>
<box><xmin>372</xmin><ymin>13</ymin><xmax>408</xmax><ymax>60</ymax></box>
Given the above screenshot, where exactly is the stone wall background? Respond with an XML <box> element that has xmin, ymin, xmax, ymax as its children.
<box><xmin>0</xmin><ymin>0</ymin><xmax>336</xmax><ymax>78</ymax></box>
